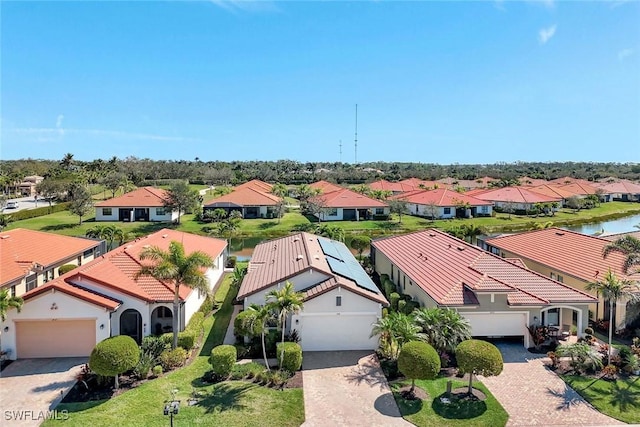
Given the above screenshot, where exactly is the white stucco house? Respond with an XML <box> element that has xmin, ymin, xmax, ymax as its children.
<box><xmin>95</xmin><ymin>186</ymin><xmax>179</xmax><ymax>222</ymax></box>
<box><xmin>394</xmin><ymin>188</ymin><xmax>493</xmax><ymax>219</ymax></box>
<box><xmin>237</xmin><ymin>232</ymin><xmax>388</xmax><ymax>351</ymax></box>
<box><xmin>1</xmin><ymin>229</ymin><xmax>226</xmax><ymax>359</ymax></box>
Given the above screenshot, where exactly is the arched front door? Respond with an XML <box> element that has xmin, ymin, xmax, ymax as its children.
<box><xmin>120</xmin><ymin>309</ymin><xmax>142</xmax><ymax>344</ymax></box>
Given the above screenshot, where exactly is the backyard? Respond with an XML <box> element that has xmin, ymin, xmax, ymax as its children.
<box><xmin>43</xmin><ymin>275</ymin><xmax>305</xmax><ymax>427</ymax></box>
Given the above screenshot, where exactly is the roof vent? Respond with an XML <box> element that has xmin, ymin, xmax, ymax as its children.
<box><xmin>448</xmin><ymin>244</ymin><xmax>452</xmax><ymax>249</ymax></box>
<box><xmin>555</xmin><ymin>231</ymin><xmax>565</xmax><ymax>236</ymax></box>
<box><xmin>143</xmin><ymin>245</ymin><xmax>150</xmax><ymax>249</ymax></box>
<box><xmin>457</xmin><ymin>246</ymin><xmax>465</xmax><ymax>251</ymax></box>
<box><xmin>0</xmin><ymin>235</ymin><xmax>9</xmax><ymax>239</ymax></box>
<box><xmin>296</xmin><ymin>254</ymin><xmax>304</xmax><ymax>261</ymax></box>
<box><xmin>428</xmin><ymin>232</ymin><xmax>436</xmax><ymax>237</ymax></box>
<box><xmin>293</xmin><ymin>237</ymin><xmax>300</xmax><ymax>242</ymax></box>
<box><xmin>273</xmin><ymin>245</ymin><xmax>277</xmax><ymax>251</ymax></box>
<box><xmin>162</xmin><ymin>234</ymin><xmax>168</xmax><ymax>238</ymax></box>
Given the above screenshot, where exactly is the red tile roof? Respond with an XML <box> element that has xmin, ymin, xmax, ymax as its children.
<box><xmin>472</xmin><ymin>186</ymin><xmax>561</xmax><ymax>204</ymax></box>
<box><xmin>22</xmin><ymin>229</ymin><xmax>227</xmax><ymax>305</ymax></box>
<box><xmin>0</xmin><ymin>229</ymin><xmax>101</xmax><ymax>286</ymax></box>
<box><xmin>238</xmin><ymin>232</ymin><xmax>387</xmax><ymax>305</ymax></box>
<box><xmin>486</xmin><ymin>228</ymin><xmax>639</xmax><ymax>283</ymax></box>
<box><xmin>396</xmin><ymin>188</ymin><xmax>493</xmax><ymax>207</ymax></box>
<box><xmin>205</xmin><ymin>187</ymin><xmax>281</xmax><ymax>208</ymax></box>
<box><xmin>519</xmin><ymin>177</ymin><xmax>550</xmax><ymax>187</ymax></box>
<box><xmin>549</xmin><ymin>177</ymin><xmax>594</xmax><ymax>186</ymax></box>
<box><xmin>399</xmin><ymin>178</ymin><xmax>446</xmax><ymax>190</ymax></box>
<box><xmin>311</xmin><ymin>188</ymin><xmax>388</xmax><ymax>209</ymax></box>
<box><xmin>602</xmin><ymin>230</ymin><xmax>640</xmax><ymax>242</ymax></box>
<box><xmin>23</xmin><ymin>281</ymin><xmax>122</xmax><ymax>310</ymax></box>
<box><xmin>554</xmin><ymin>182</ymin><xmax>598</xmax><ymax>196</ymax></box>
<box><xmin>529</xmin><ymin>184</ymin><xmax>578</xmax><ymax>199</ymax></box>
<box><xmin>595</xmin><ymin>180</ymin><xmax>640</xmax><ymax>194</ymax></box>
<box><xmin>235</xmin><ymin>179</ymin><xmax>273</xmax><ymax>193</ymax></box>
<box><xmin>372</xmin><ymin>229</ymin><xmax>596</xmax><ymax>307</ymax></box>
<box><xmin>309</xmin><ymin>180</ymin><xmax>343</xmax><ymax>193</ymax></box>
<box><xmin>369</xmin><ymin>180</ymin><xmax>417</xmax><ymax>193</ymax></box>
<box><xmin>96</xmin><ymin>186</ymin><xmax>168</xmax><ymax>207</ymax></box>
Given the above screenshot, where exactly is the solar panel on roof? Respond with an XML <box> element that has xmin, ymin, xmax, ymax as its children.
<box><xmin>317</xmin><ymin>237</ymin><xmax>343</xmax><ymax>260</ymax></box>
<box><xmin>317</xmin><ymin>237</ymin><xmax>380</xmax><ymax>294</ymax></box>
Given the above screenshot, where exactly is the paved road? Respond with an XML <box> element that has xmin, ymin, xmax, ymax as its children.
<box><xmin>2</xmin><ymin>196</ymin><xmax>56</xmax><ymax>213</ymax></box>
<box><xmin>0</xmin><ymin>358</ymin><xmax>85</xmax><ymax>427</ymax></box>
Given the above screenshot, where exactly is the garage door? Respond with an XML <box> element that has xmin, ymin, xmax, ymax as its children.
<box><xmin>16</xmin><ymin>320</ymin><xmax>96</xmax><ymax>358</ymax></box>
<box><xmin>300</xmin><ymin>314</ymin><xmax>378</xmax><ymax>351</ymax></box>
<box><xmin>462</xmin><ymin>312</ymin><xmax>526</xmax><ymax>338</ymax></box>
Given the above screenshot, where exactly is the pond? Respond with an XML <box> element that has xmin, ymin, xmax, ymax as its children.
<box><xmin>562</xmin><ymin>212</ymin><xmax>640</xmax><ymax>236</ymax></box>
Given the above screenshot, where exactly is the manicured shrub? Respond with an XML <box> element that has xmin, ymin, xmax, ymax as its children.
<box><xmin>210</xmin><ymin>345</ymin><xmax>237</xmax><ymax>378</ymax></box>
<box><xmin>159</xmin><ymin>347</ymin><xmax>188</xmax><ymax>371</ymax></box>
<box><xmin>403</xmin><ymin>300</ymin><xmax>420</xmax><ymax>315</ymax></box>
<box><xmin>160</xmin><ymin>333</ymin><xmax>173</xmax><ymax>345</ymax></box>
<box><xmin>456</xmin><ymin>339</ymin><xmax>503</xmax><ymax>395</ymax></box>
<box><xmin>58</xmin><ymin>264</ymin><xmax>78</xmax><ymax>275</ymax></box>
<box><xmin>152</xmin><ymin>365</ymin><xmax>163</xmax><ymax>376</ymax></box>
<box><xmin>398</xmin><ymin>300</ymin><xmax>407</xmax><ymax>313</ymax></box>
<box><xmin>234</xmin><ymin>310</ymin><xmax>260</xmax><ymax>338</ymax></box>
<box><xmin>187</xmin><ymin>312</ymin><xmax>205</xmax><ymax>334</ymax></box>
<box><xmin>133</xmin><ymin>351</ymin><xmax>155</xmax><ymax>380</ymax></box>
<box><xmin>177</xmin><ymin>330</ymin><xmax>197</xmax><ymax>350</ymax></box>
<box><xmin>390</xmin><ymin>292</ymin><xmax>401</xmax><ymax>311</ymax></box>
<box><xmin>8</xmin><ymin>202</ymin><xmax>71</xmax><ymax>221</ymax></box>
<box><xmin>89</xmin><ymin>335</ymin><xmax>140</xmax><ymax>389</ymax></box>
<box><xmin>398</xmin><ymin>341</ymin><xmax>440</xmax><ymax>396</ymax></box>
<box><xmin>276</xmin><ymin>342</ymin><xmax>302</xmax><ymax>373</ymax></box>
<box><xmin>141</xmin><ymin>335</ymin><xmax>169</xmax><ymax>360</ymax></box>
<box><xmin>198</xmin><ymin>293</ymin><xmax>216</xmax><ymax>314</ymax></box>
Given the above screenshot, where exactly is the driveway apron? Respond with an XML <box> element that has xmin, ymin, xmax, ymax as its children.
<box><xmin>0</xmin><ymin>358</ymin><xmax>85</xmax><ymax>427</ymax></box>
<box><xmin>301</xmin><ymin>351</ymin><xmax>411</xmax><ymax>427</ymax></box>
<box><xmin>480</xmin><ymin>342</ymin><xmax>623</xmax><ymax>426</ymax></box>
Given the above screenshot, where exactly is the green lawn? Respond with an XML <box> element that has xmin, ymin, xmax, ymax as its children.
<box><xmin>391</xmin><ymin>378</ymin><xmax>508</xmax><ymax>427</ymax></box>
<box><xmin>43</xmin><ymin>276</ymin><xmax>305</xmax><ymax>427</ymax></box>
<box><xmin>561</xmin><ymin>375</ymin><xmax>640</xmax><ymax>424</ymax></box>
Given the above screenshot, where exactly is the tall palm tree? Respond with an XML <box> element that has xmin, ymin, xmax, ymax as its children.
<box><xmin>266</xmin><ymin>281</ymin><xmax>304</xmax><ymax>368</ymax></box>
<box><xmin>0</xmin><ymin>289</ymin><xmax>23</xmax><ymax>322</ymax></box>
<box><xmin>412</xmin><ymin>307</ymin><xmax>471</xmax><ymax>354</ymax></box>
<box><xmin>271</xmin><ymin>183</ymin><xmax>288</xmax><ymax>223</ymax></box>
<box><xmin>246</xmin><ymin>304</ymin><xmax>275</xmax><ymax>371</ymax></box>
<box><xmin>136</xmin><ymin>241</ymin><xmax>214</xmax><ymax>349</ymax></box>
<box><xmin>586</xmin><ymin>269</ymin><xmax>640</xmax><ymax>364</ymax></box>
<box><xmin>603</xmin><ymin>235</ymin><xmax>640</xmax><ymax>275</ymax></box>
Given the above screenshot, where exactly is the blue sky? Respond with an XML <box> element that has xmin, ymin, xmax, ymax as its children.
<box><xmin>1</xmin><ymin>1</ymin><xmax>638</xmax><ymax>163</ymax></box>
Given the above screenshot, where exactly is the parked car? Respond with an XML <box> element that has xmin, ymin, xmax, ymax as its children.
<box><xmin>6</xmin><ymin>201</ymin><xmax>19</xmax><ymax>209</ymax></box>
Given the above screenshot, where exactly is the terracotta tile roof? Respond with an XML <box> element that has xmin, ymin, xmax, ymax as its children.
<box><xmin>595</xmin><ymin>180</ymin><xmax>640</xmax><ymax>194</ymax></box>
<box><xmin>486</xmin><ymin>228</ymin><xmax>639</xmax><ymax>283</ymax></box>
<box><xmin>602</xmin><ymin>230</ymin><xmax>640</xmax><ymax>241</ymax></box>
<box><xmin>529</xmin><ymin>184</ymin><xmax>579</xmax><ymax>199</ymax></box>
<box><xmin>235</xmin><ymin>179</ymin><xmax>273</xmax><ymax>193</ymax></box>
<box><xmin>519</xmin><ymin>177</ymin><xmax>550</xmax><ymax>187</ymax></box>
<box><xmin>96</xmin><ymin>186</ymin><xmax>168</xmax><ymax>207</ymax></box>
<box><xmin>204</xmin><ymin>187</ymin><xmax>281</xmax><ymax>208</ymax></box>
<box><xmin>238</xmin><ymin>232</ymin><xmax>387</xmax><ymax>305</ymax></box>
<box><xmin>23</xmin><ymin>280</ymin><xmax>122</xmax><ymax>310</ymax></box>
<box><xmin>554</xmin><ymin>182</ymin><xmax>598</xmax><ymax>196</ymax></box>
<box><xmin>548</xmin><ymin>177</ymin><xmax>594</xmax><ymax>186</ymax></box>
<box><xmin>396</xmin><ymin>188</ymin><xmax>492</xmax><ymax>207</ymax></box>
<box><xmin>311</xmin><ymin>188</ymin><xmax>388</xmax><ymax>209</ymax></box>
<box><xmin>399</xmin><ymin>178</ymin><xmax>446</xmax><ymax>189</ymax></box>
<box><xmin>23</xmin><ymin>229</ymin><xmax>227</xmax><ymax>304</ymax></box>
<box><xmin>472</xmin><ymin>186</ymin><xmax>561</xmax><ymax>204</ymax></box>
<box><xmin>0</xmin><ymin>229</ymin><xmax>101</xmax><ymax>286</ymax></box>
<box><xmin>369</xmin><ymin>180</ymin><xmax>417</xmax><ymax>193</ymax></box>
<box><xmin>309</xmin><ymin>180</ymin><xmax>343</xmax><ymax>193</ymax></box>
<box><xmin>372</xmin><ymin>229</ymin><xmax>596</xmax><ymax>307</ymax></box>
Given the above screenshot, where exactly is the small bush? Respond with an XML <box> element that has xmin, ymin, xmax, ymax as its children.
<box><xmin>276</xmin><ymin>342</ymin><xmax>302</xmax><ymax>372</ymax></box>
<box><xmin>456</xmin><ymin>339</ymin><xmax>504</xmax><ymax>378</ymax></box>
<box><xmin>133</xmin><ymin>351</ymin><xmax>155</xmax><ymax>380</ymax></box>
<box><xmin>234</xmin><ymin>310</ymin><xmax>259</xmax><ymax>338</ymax></box>
<box><xmin>398</xmin><ymin>341</ymin><xmax>440</xmax><ymax>390</ymax></box>
<box><xmin>141</xmin><ymin>335</ymin><xmax>169</xmax><ymax>360</ymax></box>
<box><xmin>89</xmin><ymin>335</ymin><xmax>140</xmax><ymax>388</ymax></box>
<box><xmin>210</xmin><ymin>345</ymin><xmax>237</xmax><ymax>378</ymax></box>
<box><xmin>160</xmin><ymin>333</ymin><xmax>173</xmax><ymax>345</ymax></box>
<box><xmin>58</xmin><ymin>264</ymin><xmax>78</xmax><ymax>275</ymax></box>
<box><xmin>230</xmin><ymin>362</ymin><xmax>265</xmax><ymax>380</ymax></box>
<box><xmin>403</xmin><ymin>300</ymin><xmax>420</xmax><ymax>315</ymax></box>
<box><xmin>159</xmin><ymin>347</ymin><xmax>187</xmax><ymax>371</ymax></box>
<box><xmin>178</xmin><ymin>330</ymin><xmax>197</xmax><ymax>351</ymax></box>
<box><xmin>198</xmin><ymin>294</ymin><xmax>217</xmax><ymax>314</ymax></box>
<box><xmin>187</xmin><ymin>312</ymin><xmax>205</xmax><ymax>334</ymax></box>
<box><xmin>390</xmin><ymin>293</ymin><xmax>400</xmax><ymax>311</ymax></box>
<box><xmin>152</xmin><ymin>365</ymin><xmax>163</xmax><ymax>377</ymax></box>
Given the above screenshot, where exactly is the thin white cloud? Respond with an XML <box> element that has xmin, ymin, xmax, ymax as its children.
<box><xmin>56</xmin><ymin>114</ymin><xmax>65</xmax><ymax>136</ymax></box>
<box><xmin>538</xmin><ymin>25</ymin><xmax>557</xmax><ymax>45</ymax></box>
<box><xmin>208</xmin><ymin>0</ymin><xmax>278</xmax><ymax>14</ymax></box>
<box><xmin>618</xmin><ymin>48</ymin><xmax>634</xmax><ymax>61</ymax></box>
<box><xmin>7</xmin><ymin>127</ymin><xmax>202</xmax><ymax>143</ymax></box>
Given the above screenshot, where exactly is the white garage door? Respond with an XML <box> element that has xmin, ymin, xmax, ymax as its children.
<box><xmin>300</xmin><ymin>314</ymin><xmax>379</xmax><ymax>351</ymax></box>
<box><xmin>462</xmin><ymin>312</ymin><xmax>526</xmax><ymax>338</ymax></box>
<box><xmin>16</xmin><ymin>320</ymin><xmax>96</xmax><ymax>358</ymax></box>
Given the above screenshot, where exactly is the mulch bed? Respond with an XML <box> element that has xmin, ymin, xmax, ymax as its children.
<box><xmin>284</xmin><ymin>371</ymin><xmax>303</xmax><ymax>389</ymax></box>
<box><xmin>62</xmin><ymin>373</ymin><xmax>149</xmax><ymax>403</ymax></box>
<box><xmin>398</xmin><ymin>385</ymin><xmax>429</xmax><ymax>401</ymax></box>
<box><xmin>451</xmin><ymin>387</ymin><xmax>487</xmax><ymax>401</ymax></box>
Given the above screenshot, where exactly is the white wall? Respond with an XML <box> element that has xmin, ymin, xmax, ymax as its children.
<box><xmin>406</xmin><ymin>203</ymin><xmax>493</xmax><ymax>219</ymax></box>
<box><xmin>150</xmin><ymin>207</ymin><xmax>177</xmax><ymax>222</ymax></box>
<box><xmin>302</xmin><ymin>287</ymin><xmax>381</xmax><ymax>314</ymax></box>
<box><xmin>95</xmin><ymin>207</ymin><xmax>119</xmax><ymax>221</ymax></box>
<box><xmin>0</xmin><ymin>290</ymin><xmax>111</xmax><ymax>360</ymax></box>
<box><xmin>244</xmin><ymin>269</ymin><xmax>332</xmax><ymax>308</ymax></box>
<box><xmin>318</xmin><ymin>208</ymin><xmax>344</xmax><ymax>221</ymax></box>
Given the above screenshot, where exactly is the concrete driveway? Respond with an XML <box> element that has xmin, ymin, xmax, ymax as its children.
<box><xmin>480</xmin><ymin>342</ymin><xmax>623</xmax><ymax>426</ymax></box>
<box><xmin>301</xmin><ymin>351</ymin><xmax>411</xmax><ymax>427</ymax></box>
<box><xmin>0</xmin><ymin>358</ymin><xmax>86</xmax><ymax>427</ymax></box>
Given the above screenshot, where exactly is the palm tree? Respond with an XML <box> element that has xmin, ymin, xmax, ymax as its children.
<box><xmin>266</xmin><ymin>281</ymin><xmax>304</xmax><ymax>369</ymax></box>
<box><xmin>371</xmin><ymin>312</ymin><xmax>425</xmax><ymax>359</ymax></box>
<box><xmin>586</xmin><ymin>269</ymin><xmax>640</xmax><ymax>364</ymax></box>
<box><xmin>246</xmin><ymin>304</ymin><xmax>275</xmax><ymax>371</ymax></box>
<box><xmin>136</xmin><ymin>241</ymin><xmax>214</xmax><ymax>349</ymax></box>
<box><xmin>271</xmin><ymin>183</ymin><xmax>288</xmax><ymax>223</ymax></box>
<box><xmin>230</xmin><ymin>265</ymin><xmax>247</xmax><ymax>289</ymax></box>
<box><xmin>0</xmin><ymin>289</ymin><xmax>23</xmax><ymax>322</ymax></box>
<box><xmin>603</xmin><ymin>235</ymin><xmax>640</xmax><ymax>275</ymax></box>
<box><xmin>412</xmin><ymin>307</ymin><xmax>471</xmax><ymax>354</ymax></box>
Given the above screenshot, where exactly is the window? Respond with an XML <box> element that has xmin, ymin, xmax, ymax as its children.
<box><xmin>102</xmin><ymin>208</ymin><xmax>112</xmax><ymax>216</ymax></box>
<box><xmin>156</xmin><ymin>207</ymin><xmax>166</xmax><ymax>216</ymax></box>
<box><xmin>156</xmin><ymin>306</ymin><xmax>172</xmax><ymax>318</ymax></box>
<box><xmin>43</xmin><ymin>269</ymin><xmax>52</xmax><ymax>283</ymax></box>
<box><xmin>481</xmin><ymin>206</ymin><xmax>489</xmax><ymax>214</ymax></box>
<box><xmin>375</xmin><ymin>208</ymin><xmax>384</xmax><ymax>215</ymax></box>
<box><xmin>443</xmin><ymin>207</ymin><xmax>451</xmax><ymax>215</ymax></box>
<box><xmin>83</xmin><ymin>248</ymin><xmax>93</xmax><ymax>258</ymax></box>
<box><xmin>336</xmin><ymin>296</ymin><xmax>342</xmax><ymax>307</ymax></box>
<box><xmin>327</xmin><ymin>208</ymin><xmax>338</xmax><ymax>216</ymax></box>
<box><xmin>11</xmin><ymin>286</ymin><xmax>16</xmax><ymax>297</ymax></box>
<box><xmin>78</xmin><ymin>256</ymin><xmax>82</xmax><ymax>266</ymax></box>
<box><xmin>26</xmin><ymin>274</ymin><xmax>37</xmax><ymax>292</ymax></box>
<box><xmin>550</xmin><ymin>272</ymin><xmax>556</xmax><ymax>280</ymax></box>
<box><xmin>557</xmin><ymin>275</ymin><xmax>564</xmax><ymax>283</ymax></box>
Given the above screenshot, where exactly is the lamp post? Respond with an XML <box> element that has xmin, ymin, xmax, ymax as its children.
<box><xmin>163</xmin><ymin>391</ymin><xmax>180</xmax><ymax>427</ymax></box>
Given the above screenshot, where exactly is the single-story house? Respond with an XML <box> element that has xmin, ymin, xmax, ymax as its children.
<box><xmin>309</xmin><ymin>180</ymin><xmax>343</xmax><ymax>193</ymax></box>
<box><xmin>95</xmin><ymin>186</ymin><xmax>179</xmax><ymax>222</ymax></box>
<box><xmin>485</xmin><ymin>227</ymin><xmax>640</xmax><ymax>329</ymax></box>
<box><xmin>394</xmin><ymin>188</ymin><xmax>493</xmax><ymax>219</ymax></box>
<box><xmin>368</xmin><ymin>180</ymin><xmax>418</xmax><ymax>195</ymax></box>
<box><xmin>529</xmin><ymin>184</ymin><xmax>580</xmax><ymax>206</ymax></box>
<box><xmin>0</xmin><ymin>229</ymin><xmax>227</xmax><ymax>359</ymax></box>
<box><xmin>308</xmin><ymin>188</ymin><xmax>390</xmax><ymax>221</ymax></box>
<box><xmin>1</xmin><ymin>228</ymin><xmax>105</xmax><ymax>297</ymax></box>
<box><xmin>204</xmin><ymin>186</ymin><xmax>282</xmax><ymax>219</ymax></box>
<box><xmin>399</xmin><ymin>177</ymin><xmax>446</xmax><ymax>190</ymax></box>
<box><xmin>371</xmin><ymin>229</ymin><xmax>597</xmax><ymax>348</ymax></box>
<box><xmin>595</xmin><ymin>180</ymin><xmax>640</xmax><ymax>202</ymax></box>
<box><xmin>518</xmin><ymin>176</ymin><xmax>550</xmax><ymax>187</ymax></box>
<box><xmin>553</xmin><ymin>182</ymin><xmax>599</xmax><ymax>197</ymax></box>
<box><xmin>237</xmin><ymin>232</ymin><xmax>388</xmax><ymax>351</ymax></box>
<box><xmin>235</xmin><ymin>179</ymin><xmax>273</xmax><ymax>193</ymax></box>
<box><xmin>471</xmin><ymin>186</ymin><xmax>562</xmax><ymax>212</ymax></box>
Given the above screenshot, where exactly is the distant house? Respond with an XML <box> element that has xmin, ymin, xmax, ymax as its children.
<box><xmin>554</xmin><ymin>182</ymin><xmax>599</xmax><ymax>197</ymax></box>
<box><xmin>235</xmin><ymin>179</ymin><xmax>273</xmax><ymax>193</ymax></box>
<box><xmin>309</xmin><ymin>188</ymin><xmax>389</xmax><ymax>221</ymax></box>
<box><xmin>485</xmin><ymin>228</ymin><xmax>640</xmax><ymax>330</ymax></box>
<box><xmin>529</xmin><ymin>184</ymin><xmax>580</xmax><ymax>206</ymax></box>
<box><xmin>519</xmin><ymin>176</ymin><xmax>550</xmax><ymax>187</ymax></box>
<box><xmin>204</xmin><ymin>186</ymin><xmax>282</xmax><ymax>219</ymax></box>
<box><xmin>237</xmin><ymin>233</ymin><xmax>387</xmax><ymax>351</ymax></box>
<box><xmin>17</xmin><ymin>175</ymin><xmax>44</xmax><ymax>197</ymax></box>
<box><xmin>368</xmin><ymin>179</ymin><xmax>418</xmax><ymax>195</ymax></box>
<box><xmin>1</xmin><ymin>229</ymin><xmax>226</xmax><ymax>359</ymax></box>
<box><xmin>1</xmin><ymin>228</ymin><xmax>104</xmax><ymax>297</ymax></box>
<box><xmin>95</xmin><ymin>187</ymin><xmax>178</xmax><ymax>222</ymax></box>
<box><xmin>371</xmin><ymin>229</ymin><xmax>596</xmax><ymax>348</ymax></box>
<box><xmin>309</xmin><ymin>180</ymin><xmax>343</xmax><ymax>194</ymax></box>
<box><xmin>595</xmin><ymin>180</ymin><xmax>640</xmax><ymax>202</ymax></box>
<box><xmin>471</xmin><ymin>186</ymin><xmax>561</xmax><ymax>212</ymax></box>
<box><xmin>398</xmin><ymin>177</ymin><xmax>445</xmax><ymax>190</ymax></box>
<box><xmin>394</xmin><ymin>188</ymin><xmax>493</xmax><ymax>219</ymax></box>
<box><xmin>436</xmin><ymin>177</ymin><xmax>494</xmax><ymax>190</ymax></box>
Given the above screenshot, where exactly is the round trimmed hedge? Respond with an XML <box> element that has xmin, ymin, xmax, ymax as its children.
<box><xmin>89</xmin><ymin>335</ymin><xmax>140</xmax><ymax>387</ymax></box>
<box><xmin>210</xmin><ymin>344</ymin><xmax>237</xmax><ymax>377</ymax></box>
<box><xmin>276</xmin><ymin>342</ymin><xmax>302</xmax><ymax>372</ymax></box>
<box><xmin>398</xmin><ymin>341</ymin><xmax>440</xmax><ymax>383</ymax></box>
<box><xmin>456</xmin><ymin>339</ymin><xmax>504</xmax><ymax>377</ymax></box>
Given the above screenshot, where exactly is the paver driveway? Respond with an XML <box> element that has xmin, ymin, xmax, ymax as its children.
<box><xmin>301</xmin><ymin>351</ymin><xmax>411</xmax><ymax>427</ymax></box>
<box><xmin>480</xmin><ymin>342</ymin><xmax>623</xmax><ymax>426</ymax></box>
<box><xmin>0</xmin><ymin>358</ymin><xmax>86</xmax><ymax>427</ymax></box>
